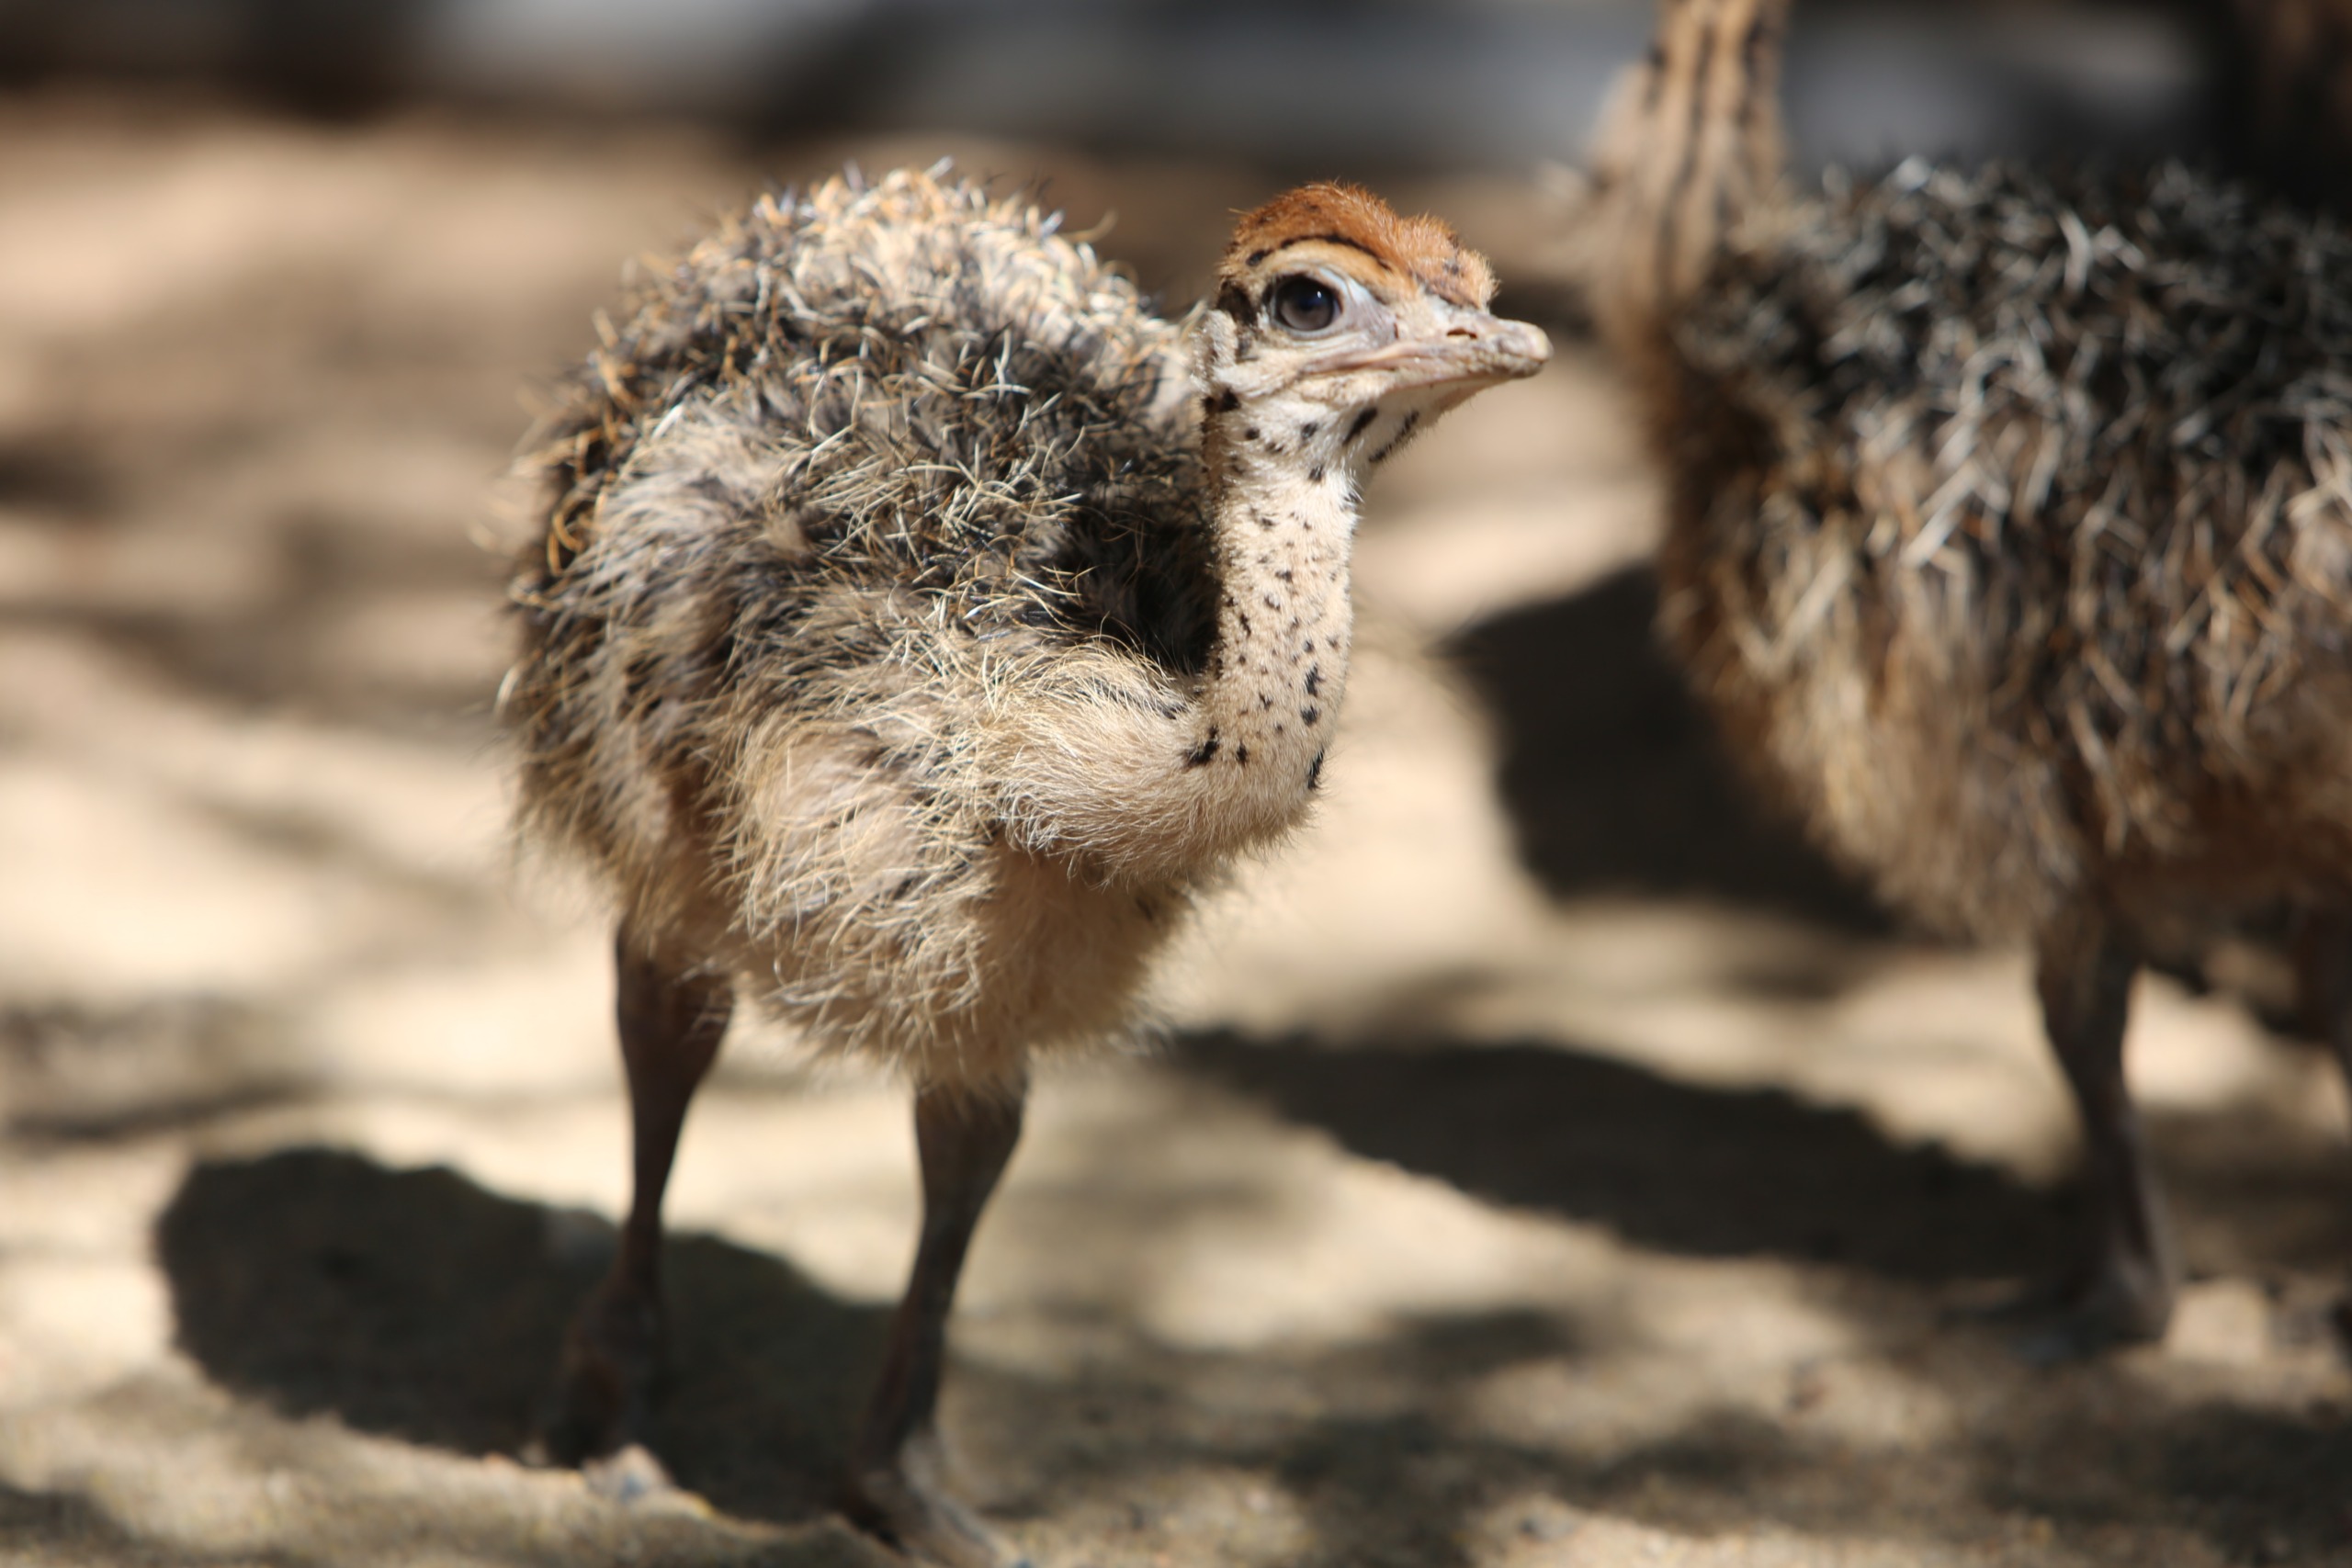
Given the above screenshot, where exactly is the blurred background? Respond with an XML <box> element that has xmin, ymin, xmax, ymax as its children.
<box><xmin>0</xmin><ymin>0</ymin><xmax>2299</xmax><ymax>169</ymax></box>
<box><xmin>4</xmin><ymin>5</ymin><xmax>2352</xmax><ymax>1567</ymax></box>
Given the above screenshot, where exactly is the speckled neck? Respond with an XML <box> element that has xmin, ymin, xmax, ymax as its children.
<box><xmin>1187</xmin><ymin>398</ymin><xmax>1363</xmax><ymax>812</ymax></box>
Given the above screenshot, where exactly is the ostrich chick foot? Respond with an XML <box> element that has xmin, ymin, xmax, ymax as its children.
<box><xmin>535</xmin><ymin>1279</ymin><xmax>664</xmax><ymax>1466</ymax></box>
<box><xmin>1956</xmin><ymin>1263</ymin><xmax>2173</xmax><ymax>1365</ymax></box>
<box><xmin>842</xmin><ymin>1437</ymin><xmax>1030</xmax><ymax>1568</ymax></box>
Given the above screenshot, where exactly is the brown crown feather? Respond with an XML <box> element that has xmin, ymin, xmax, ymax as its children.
<box><xmin>1221</xmin><ymin>181</ymin><xmax>1496</xmax><ymax>308</ymax></box>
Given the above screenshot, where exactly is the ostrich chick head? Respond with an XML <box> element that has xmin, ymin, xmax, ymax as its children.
<box><xmin>1198</xmin><ymin>182</ymin><xmax>1550</xmax><ymax>468</ymax></box>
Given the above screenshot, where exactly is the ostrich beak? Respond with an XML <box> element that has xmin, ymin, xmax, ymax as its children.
<box><xmin>1314</xmin><ymin>306</ymin><xmax>1552</xmax><ymax>389</ymax></box>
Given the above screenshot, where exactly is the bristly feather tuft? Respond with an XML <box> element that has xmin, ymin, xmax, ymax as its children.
<box><xmin>502</xmin><ymin>162</ymin><xmax>1535</xmax><ymax>1089</ymax></box>
<box><xmin>1647</xmin><ymin>153</ymin><xmax>2352</xmax><ymax>939</ymax></box>
<box><xmin>503</xmin><ymin>167</ymin><xmax>1216</xmax><ymax>1081</ymax></box>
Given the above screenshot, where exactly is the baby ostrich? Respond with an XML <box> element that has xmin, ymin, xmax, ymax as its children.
<box><xmin>502</xmin><ymin>166</ymin><xmax>1546</xmax><ymax>1565</ymax></box>
<box><xmin>1573</xmin><ymin>0</ymin><xmax>2352</xmax><ymax>1354</ymax></box>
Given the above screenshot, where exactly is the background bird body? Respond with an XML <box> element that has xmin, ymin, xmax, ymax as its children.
<box><xmin>1662</xmin><ymin>156</ymin><xmax>2352</xmax><ymax>943</ymax></box>
<box><xmin>1577</xmin><ymin>0</ymin><xmax>2352</xmax><ymax>1348</ymax></box>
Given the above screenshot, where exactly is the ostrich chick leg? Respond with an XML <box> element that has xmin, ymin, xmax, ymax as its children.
<box><xmin>843</xmin><ymin>1082</ymin><xmax>1028</xmax><ymax>1568</ymax></box>
<box><xmin>2291</xmin><ymin>903</ymin><xmax>2352</xmax><ymax>1093</ymax></box>
<box><xmin>2031</xmin><ymin>911</ymin><xmax>2178</xmax><ymax>1355</ymax></box>
<box><xmin>543</xmin><ymin>932</ymin><xmax>734</xmax><ymax>1463</ymax></box>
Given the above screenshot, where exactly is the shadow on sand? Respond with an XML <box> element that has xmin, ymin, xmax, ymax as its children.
<box><xmin>147</xmin><ymin>1128</ymin><xmax>2352</xmax><ymax>1568</ymax></box>
<box><xmin>1448</xmin><ymin>565</ymin><xmax>1892</xmax><ymax>936</ymax></box>
<box><xmin>154</xmin><ymin>1146</ymin><xmax>888</xmax><ymax>1525</ymax></box>
<box><xmin>1178</xmin><ymin>1031</ymin><xmax>2068</xmax><ymax>1284</ymax></box>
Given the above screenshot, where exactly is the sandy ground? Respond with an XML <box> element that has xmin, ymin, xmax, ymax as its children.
<box><xmin>1</xmin><ymin>94</ymin><xmax>2349</xmax><ymax>1568</ymax></box>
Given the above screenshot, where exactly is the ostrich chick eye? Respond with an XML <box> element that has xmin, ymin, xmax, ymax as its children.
<box><xmin>1269</xmin><ymin>276</ymin><xmax>1340</xmax><ymax>333</ymax></box>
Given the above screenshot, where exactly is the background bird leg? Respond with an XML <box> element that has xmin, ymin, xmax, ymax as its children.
<box><xmin>2290</xmin><ymin>901</ymin><xmax>2352</xmax><ymax>1091</ymax></box>
<box><xmin>843</xmin><ymin>1079</ymin><xmax>1028</xmax><ymax>1568</ymax></box>
<box><xmin>540</xmin><ymin>931</ymin><xmax>734</xmax><ymax>1466</ymax></box>
<box><xmin>2030</xmin><ymin>909</ymin><xmax>2177</xmax><ymax>1355</ymax></box>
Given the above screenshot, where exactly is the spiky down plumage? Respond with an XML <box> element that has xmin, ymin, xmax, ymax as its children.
<box><xmin>505</xmin><ymin>168</ymin><xmax>1217</xmax><ymax>1082</ymax></box>
<box><xmin>504</xmin><ymin>164</ymin><xmax>1537</xmax><ymax>1089</ymax></box>
<box><xmin>1656</xmin><ymin>156</ymin><xmax>2352</xmax><ymax>939</ymax></box>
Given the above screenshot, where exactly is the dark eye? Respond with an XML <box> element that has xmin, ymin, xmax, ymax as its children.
<box><xmin>1269</xmin><ymin>276</ymin><xmax>1340</xmax><ymax>333</ymax></box>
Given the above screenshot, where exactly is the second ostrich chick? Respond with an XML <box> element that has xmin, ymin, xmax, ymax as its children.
<box><xmin>503</xmin><ymin>168</ymin><xmax>1547</xmax><ymax>1566</ymax></box>
<box><xmin>1575</xmin><ymin>0</ymin><xmax>2352</xmax><ymax>1353</ymax></box>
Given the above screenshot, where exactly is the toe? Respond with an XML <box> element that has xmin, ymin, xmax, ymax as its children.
<box><xmin>582</xmin><ymin>1443</ymin><xmax>677</xmax><ymax>1505</ymax></box>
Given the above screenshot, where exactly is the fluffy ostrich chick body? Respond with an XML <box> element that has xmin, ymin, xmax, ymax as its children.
<box><xmin>1577</xmin><ymin>0</ymin><xmax>2352</xmax><ymax>1352</ymax></box>
<box><xmin>503</xmin><ymin>168</ymin><xmax>1546</xmax><ymax>1565</ymax></box>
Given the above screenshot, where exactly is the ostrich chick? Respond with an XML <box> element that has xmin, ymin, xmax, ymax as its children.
<box><xmin>503</xmin><ymin>167</ymin><xmax>1546</xmax><ymax>1565</ymax></box>
<box><xmin>1574</xmin><ymin>0</ymin><xmax>2352</xmax><ymax>1353</ymax></box>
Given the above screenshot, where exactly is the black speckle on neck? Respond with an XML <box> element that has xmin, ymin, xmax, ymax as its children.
<box><xmin>1300</xmin><ymin>706</ymin><xmax>1320</xmax><ymax>727</ymax></box>
<box><xmin>1369</xmin><ymin>410</ymin><xmax>1421</xmax><ymax>464</ymax></box>
<box><xmin>1304</xmin><ymin>665</ymin><xmax>1322</xmax><ymax>696</ymax></box>
<box><xmin>1185</xmin><ymin>730</ymin><xmax>1222</xmax><ymax>767</ymax></box>
<box><xmin>1344</xmin><ymin>408</ymin><xmax>1377</xmax><ymax>444</ymax></box>
<box><xmin>1306</xmin><ymin>749</ymin><xmax>1326</xmax><ymax>790</ymax></box>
